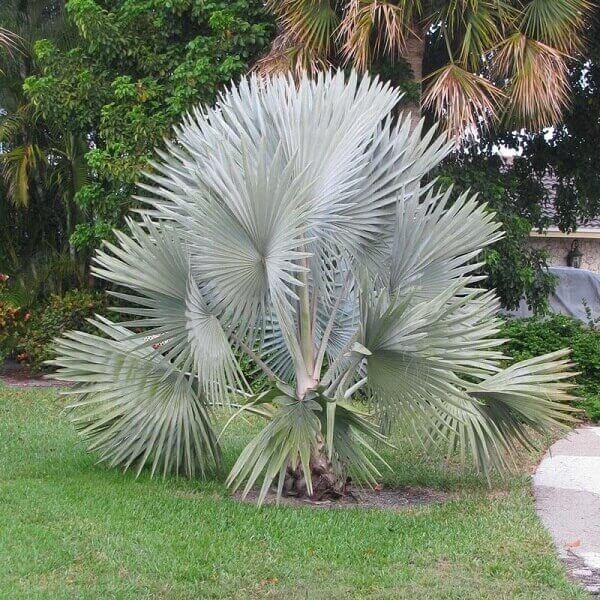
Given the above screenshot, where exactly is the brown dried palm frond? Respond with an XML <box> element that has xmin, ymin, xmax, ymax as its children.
<box><xmin>493</xmin><ymin>32</ymin><xmax>570</xmax><ymax>130</ymax></box>
<box><xmin>266</xmin><ymin>0</ymin><xmax>339</xmax><ymax>58</ymax></box>
<box><xmin>0</xmin><ymin>27</ymin><xmax>19</xmax><ymax>55</ymax></box>
<box><xmin>520</xmin><ymin>0</ymin><xmax>593</xmax><ymax>54</ymax></box>
<box><xmin>254</xmin><ymin>33</ymin><xmax>331</xmax><ymax>77</ymax></box>
<box><xmin>340</xmin><ymin>0</ymin><xmax>422</xmax><ymax>72</ymax></box>
<box><xmin>422</xmin><ymin>63</ymin><xmax>504</xmax><ymax>140</ymax></box>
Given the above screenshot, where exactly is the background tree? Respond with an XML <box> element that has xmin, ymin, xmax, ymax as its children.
<box><xmin>506</xmin><ymin>15</ymin><xmax>600</xmax><ymax>232</ymax></box>
<box><xmin>0</xmin><ymin>0</ymin><xmax>273</xmax><ymax>303</ymax></box>
<box><xmin>261</xmin><ymin>0</ymin><xmax>593</xmax><ymax>138</ymax></box>
<box><xmin>23</xmin><ymin>0</ymin><xmax>274</xmax><ymax>257</ymax></box>
<box><xmin>0</xmin><ymin>0</ymin><xmax>87</xmax><ymax>299</ymax></box>
<box><xmin>431</xmin><ymin>14</ymin><xmax>600</xmax><ymax>313</ymax></box>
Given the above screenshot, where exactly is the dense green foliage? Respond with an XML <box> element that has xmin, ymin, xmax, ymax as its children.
<box><xmin>501</xmin><ymin>315</ymin><xmax>600</xmax><ymax>421</ymax></box>
<box><xmin>0</xmin><ymin>0</ymin><xmax>273</xmax><ymax>291</ymax></box>
<box><xmin>24</xmin><ymin>0</ymin><xmax>273</xmax><ymax>254</ymax></box>
<box><xmin>0</xmin><ymin>386</ymin><xmax>586</xmax><ymax>598</ymax></box>
<box><xmin>0</xmin><ymin>287</ymin><xmax>107</xmax><ymax>370</ymax></box>
<box><xmin>0</xmin><ymin>1</ymin><xmax>79</xmax><ymax>282</ymax></box>
<box><xmin>437</xmin><ymin>157</ymin><xmax>557</xmax><ymax>315</ymax></box>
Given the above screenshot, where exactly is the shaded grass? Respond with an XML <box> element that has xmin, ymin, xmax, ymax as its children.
<box><xmin>0</xmin><ymin>385</ymin><xmax>587</xmax><ymax>599</ymax></box>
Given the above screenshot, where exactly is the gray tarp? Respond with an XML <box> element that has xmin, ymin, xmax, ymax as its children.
<box><xmin>506</xmin><ymin>266</ymin><xmax>600</xmax><ymax>321</ymax></box>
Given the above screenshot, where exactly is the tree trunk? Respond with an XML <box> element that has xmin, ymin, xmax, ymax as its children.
<box><xmin>283</xmin><ymin>439</ymin><xmax>350</xmax><ymax>501</ymax></box>
<box><xmin>404</xmin><ymin>29</ymin><xmax>426</xmax><ymax>132</ymax></box>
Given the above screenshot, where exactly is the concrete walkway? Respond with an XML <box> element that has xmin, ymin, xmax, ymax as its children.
<box><xmin>534</xmin><ymin>426</ymin><xmax>600</xmax><ymax>596</ymax></box>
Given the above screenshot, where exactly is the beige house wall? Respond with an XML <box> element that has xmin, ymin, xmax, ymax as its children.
<box><xmin>528</xmin><ymin>236</ymin><xmax>600</xmax><ymax>273</ymax></box>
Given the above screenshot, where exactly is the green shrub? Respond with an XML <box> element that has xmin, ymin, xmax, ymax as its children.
<box><xmin>2</xmin><ymin>289</ymin><xmax>108</xmax><ymax>372</ymax></box>
<box><xmin>0</xmin><ymin>275</ymin><xmax>28</xmax><ymax>362</ymax></box>
<box><xmin>0</xmin><ymin>302</ymin><xmax>29</xmax><ymax>363</ymax></box>
<box><xmin>500</xmin><ymin>315</ymin><xmax>600</xmax><ymax>421</ymax></box>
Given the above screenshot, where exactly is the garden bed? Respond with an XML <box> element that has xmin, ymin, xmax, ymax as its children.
<box><xmin>237</xmin><ymin>485</ymin><xmax>451</xmax><ymax>511</ymax></box>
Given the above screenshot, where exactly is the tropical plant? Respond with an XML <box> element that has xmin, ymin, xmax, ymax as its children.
<box><xmin>0</xmin><ymin>0</ymin><xmax>69</xmax><ymax>207</ymax></box>
<box><xmin>259</xmin><ymin>0</ymin><xmax>593</xmax><ymax>137</ymax></box>
<box><xmin>49</xmin><ymin>72</ymin><xmax>576</xmax><ymax>504</ymax></box>
<box><xmin>0</xmin><ymin>0</ymin><xmax>93</xmax><ymax>297</ymax></box>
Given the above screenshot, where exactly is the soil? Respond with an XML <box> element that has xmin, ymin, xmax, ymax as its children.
<box><xmin>0</xmin><ymin>359</ymin><xmax>70</xmax><ymax>388</ymax></box>
<box><xmin>236</xmin><ymin>485</ymin><xmax>452</xmax><ymax>511</ymax></box>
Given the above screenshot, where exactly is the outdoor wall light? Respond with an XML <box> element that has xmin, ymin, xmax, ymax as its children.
<box><xmin>567</xmin><ymin>239</ymin><xmax>583</xmax><ymax>268</ymax></box>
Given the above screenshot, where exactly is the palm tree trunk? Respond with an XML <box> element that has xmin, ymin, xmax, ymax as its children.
<box><xmin>283</xmin><ymin>437</ymin><xmax>349</xmax><ymax>500</ymax></box>
<box><xmin>404</xmin><ymin>29</ymin><xmax>426</xmax><ymax>131</ymax></box>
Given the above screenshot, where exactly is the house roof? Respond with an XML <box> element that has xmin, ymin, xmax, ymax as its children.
<box><xmin>539</xmin><ymin>173</ymin><xmax>600</xmax><ymax>231</ymax></box>
<box><xmin>498</xmin><ymin>153</ymin><xmax>600</xmax><ymax>234</ymax></box>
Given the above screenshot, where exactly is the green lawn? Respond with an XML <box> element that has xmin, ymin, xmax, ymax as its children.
<box><xmin>0</xmin><ymin>385</ymin><xmax>587</xmax><ymax>599</ymax></box>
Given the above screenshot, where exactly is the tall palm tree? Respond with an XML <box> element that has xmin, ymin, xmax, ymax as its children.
<box><xmin>50</xmin><ymin>72</ymin><xmax>576</xmax><ymax>503</ymax></box>
<box><xmin>259</xmin><ymin>0</ymin><xmax>593</xmax><ymax>137</ymax></box>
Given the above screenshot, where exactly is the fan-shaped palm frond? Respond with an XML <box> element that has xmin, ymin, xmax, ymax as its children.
<box><xmin>92</xmin><ymin>216</ymin><xmax>247</xmax><ymax>404</ymax></box>
<box><xmin>419</xmin><ymin>348</ymin><xmax>578</xmax><ymax>473</ymax></box>
<box><xmin>51</xmin><ymin>72</ymin><xmax>577</xmax><ymax>504</ymax></box>
<box><xmin>422</xmin><ymin>63</ymin><xmax>504</xmax><ymax>139</ymax></box>
<box><xmin>493</xmin><ymin>32</ymin><xmax>570</xmax><ymax>130</ymax></box>
<box><xmin>49</xmin><ymin>317</ymin><xmax>220</xmax><ymax>478</ymax></box>
<box><xmin>439</xmin><ymin>0</ymin><xmax>513</xmax><ymax>70</ymax></box>
<box><xmin>520</xmin><ymin>0</ymin><xmax>592</xmax><ymax>54</ymax></box>
<box><xmin>259</xmin><ymin>0</ymin><xmax>590</xmax><ymax>139</ymax></box>
<box><xmin>389</xmin><ymin>184</ymin><xmax>503</xmax><ymax>300</ymax></box>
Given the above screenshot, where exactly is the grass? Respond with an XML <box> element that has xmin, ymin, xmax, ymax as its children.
<box><xmin>0</xmin><ymin>384</ymin><xmax>588</xmax><ymax>599</ymax></box>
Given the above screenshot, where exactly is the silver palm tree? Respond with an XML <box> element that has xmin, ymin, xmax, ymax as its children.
<box><xmin>50</xmin><ymin>71</ymin><xmax>576</xmax><ymax>504</ymax></box>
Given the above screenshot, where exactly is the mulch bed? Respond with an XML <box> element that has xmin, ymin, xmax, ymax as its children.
<box><xmin>236</xmin><ymin>486</ymin><xmax>451</xmax><ymax>511</ymax></box>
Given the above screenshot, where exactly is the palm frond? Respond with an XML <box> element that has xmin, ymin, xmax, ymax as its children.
<box><xmin>93</xmin><ymin>216</ymin><xmax>247</xmax><ymax>404</ymax></box>
<box><xmin>227</xmin><ymin>395</ymin><xmax>322</xmax><ymax>505</ymax></box>
<box><xmin>423</xmin><ymin>63</ymin><xmax>504</xmax><ymax>139</ymax></box>
<box><xmin>359</xmin><ymin>284</ymin><xmax>504</xmax><ymax>426</ymax></box>
<box><xmin>493</xmin><ymin>32</ymin><xmax>570</xmax><ymax>130</ymax></box>
<box><xmin>340</xmin><ymin>0</ymin><xmax>422</xmax><ymax>71</ymax></box>
<box><xmin>267</xmin><ymin>0</ymin><xmax>339</xmax><ymax>58</ymax></box>
<box><xmin>389</xmin><ymin>184</ymin><xmax>504</xmax><ymax>301</ymax></box>
<box><xmin>422</xmin><ymin>349</ymin><xmax>577</xmax><ymax>473</ymax></box>
<box><xmin>438</xmin><ymin>0</ymin><xmax>513</xmax><ymax>70</ymax></box>
<box><xmin>0</xmin><ymin>144</ymin><xmax>46</xmax><ymax>207</ymax></box>
<box><xmin>520</xmin><ymin>0</ymin><xmax>592</xmax><ymax>54</ymax></box>
<box><xmin>47</xmin><ymin>318</ymin><xmax>221</xmax><ymax>478</ymax></box>
<box><xmin>467</xmin><ymin>348</ymin><xmax>578</xmax><ymax>426</ymax></box>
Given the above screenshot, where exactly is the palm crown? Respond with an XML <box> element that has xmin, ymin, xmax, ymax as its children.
<box><xmin>50</xmin><ymin>72</ymin><xmax>576</xmax><ymax>504</ymax></box>
<box><xmin>260</xmin><ymin>0</ymin><xmax>593</xmax><ymax>137</ymax></box>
